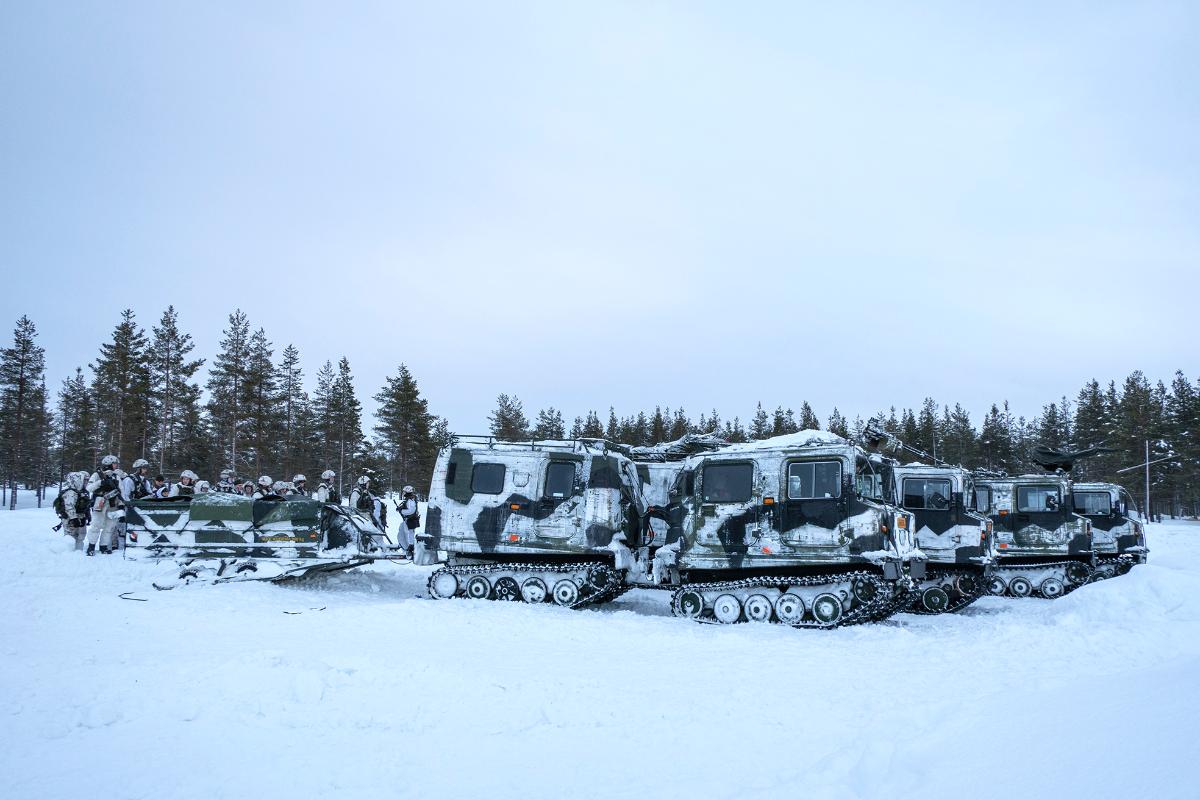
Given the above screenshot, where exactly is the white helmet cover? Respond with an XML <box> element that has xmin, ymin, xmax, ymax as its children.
<box><xmin>292</xmin><ymin>474</ymin><xmax>306</xmax><ymax>483</ymax></box>
<box><xmin>403</xmin><ymin>485</ymin><xmax>415</xmax><ymax>495</ymax></box>
<box><xmin>195</xmin><ymin>480</ymin><xmax>211</xmax><ymax>492</ymax></box>
<box><xmin>132</xmin><ymin>458</ymin><xmax>149</xmax><ymax>470</ymax></box>
<box><xmin>180</xmin><ymin>469</ymin><xmax>198</xmax><ymax>482</ymax></box>
<box><xmin>258</xmin><ymin>475</ymin><xmax>273</xmax><ymax>488</ymax></box>
<box><xmin>101</xmin><ymin>454</ymin><xmax>119</xmax><ymax>468</ymax></box>
<box><xmin>321</xmin><ymin>470</ymin><xmax>335</xmax><ymax>480</ymax></box>
<box><xmin>357</xmin><ymin>475</ymin><xmax>370</xmax><ymax>486</ymax></box>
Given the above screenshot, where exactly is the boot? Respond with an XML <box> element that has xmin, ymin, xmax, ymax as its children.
<box><xmin>86</xmin><ymin>544</ymin><xmax>95</xmax><ymax>556</ymax></box>
<box><xmin>100</xmin><ymin>546</ymin><xmax>111</xmax><ymax>555</ymax></box>
<box><xmin>406</xmin><ymin>545</ymin><xmax>415</xmax><ymax>560</ymax></box>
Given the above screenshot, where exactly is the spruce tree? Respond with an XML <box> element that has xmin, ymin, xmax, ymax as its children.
<box><xmin>149</xmin><ymin>306</ymin><xmax>204</xmax><ymax>472</ymax></box>
<box><xmin>798</xmin><ymin>402</ymin><xmax>820</xmax><ymax>431</ymax></box>
<box><xmin>374</xmin><ymin>364</ymin><xmax>435</xmax><ymax>490</ymax></box>
<box><xmin>0</xmin><ymin>316</ymin><xmax>47</xmax><ymax>508</ymax></box>
<box><xmin>275</xmin><ymin>344</ymin><xmax>308</xmax><ymax>479</ymax></box>
<box><xmin>206</xmin><ymin>310</ymin><xmax>251</xmax><ymax>476</ymax></box>
<box><xmin>241</xmin><ymin>328</ymin><xmax>280</xmax><ymax>478</ymax></box>
<box><xmin>56</xmin><ymin>367</ymin><xmax>94</xmax><ymax>475</ymax></box>
<box><xmin>750</xmin><ymin>402</ymin><xmax>770</xmax><ymax>440</ymax></box>
<box><xmin>91</xmin><ymin>310</ymin><xmax>150</xmax><ymax>465</ymax></box>
<box><xmin>532</xmin><ymin>407</ymin><xmax>566</xmax><ymax>439</ymax></box>
<box><xmin>827</xmin><ymin>407</ymin><xmax>850</xmax><ymax>438</ymax></box>
<box><xmin>330</xmin><ymin>357</ymin><xmax>364</xmax><ymax>492</ymax></box>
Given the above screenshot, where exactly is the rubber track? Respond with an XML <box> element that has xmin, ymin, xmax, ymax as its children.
<box><xmin>904</xmin><ymin>568</ymin><xmax>987</xmax><ymax>615</ymax></box>
<box><xmin>668</xmin><ymin>570</ymin><xmax>897</xmax><ymax>629</ymax></box>
<box><xmin>427</xmin><ymin>561</ymin><xmax>625</xmax><ymax>609</ymax></box>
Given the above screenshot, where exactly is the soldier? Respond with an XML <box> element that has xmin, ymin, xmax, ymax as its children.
<box><xmin>316</xmin><ymin>470</ymin><xmax>339</xmax><ymax>504</ymax></box>
<box><xmin>124</xmin><ymin>458</ymin><xmax>153</xmax><ymax>502</ymax></box>
<box><xmin>290</xmin><ymin>474</ymin><xmax>308</xmax><ymax>497</ymax></box>
<box><xmin>150</xmin><ymin>474</ymin><xmax>169</xmax><ymax>499</ymax></box>
<box><xmin>395</xmin><ymin>485</ymin><xmax>419</xmax><ymax>559</ymax></box>
<box><xmin>350</xmin><ymin>475</ymin><xmax>384</xmax><ymax>531</ymax></box>
<box><xmin>216</xmin><ymin>469</ymin><xmax>239</xmax><ymax>494</ymax></box>
<box><xmin>195</xmin><ymin>480</ymin><xmax>211</xmax><ymax>494</ymax></box>
<box><xmin>55</xmin><ymin>471</ymin><xmax>90</xmax><ymax>550</ymax></box>
<box><xmin>168</xmin><ymin>470</ymin><xmax>199</xmax><ymax>498</ymax></box>
<box><xmin>85</xmin><ymin>455</ymin><xmax>124</xmax><ymax>556</ymax></box>
<box><xmin>240</xmin><ymin>480</ymin><xmax>256</xmax><ymax>497</ymax></box>
<box><xmin>272</xmin><ymin>480</ymin><xmax>290</xmax><ymax>497</ymax></box>
<box><xmin>252</xmin><ymin>475</ymin><xmax>277</xmax><ymax>500</ymax></box>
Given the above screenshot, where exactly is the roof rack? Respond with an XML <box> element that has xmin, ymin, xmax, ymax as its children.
<box><xmin>449</xmin><ymin>434</ymin><xmax>611</xmax><ymax>453</ymax></box>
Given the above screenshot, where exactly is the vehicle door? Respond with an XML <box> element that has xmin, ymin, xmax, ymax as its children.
<box><xmin>902</xmin><ymin>474</ymin><xmax>955</xmax><ymax>548</ymax></box>
<box><xmin>534</xmin><ymin>458</ymin><xmax>583</xmax><ymax>543</ymax></box>
<box><xmin>779</xmin><ymin>457</ymin><xmax>846</xmax><ymax>548</ymax></box>
<box><xmin>1073</xmin><ymin>489</ymin><xmax>1117</xmax><ymax>549</ymax></box>
<box><xmin>1012</xmin><ymin>483</ymin><xmax>1069</xmax><ymax>548</ymax></box>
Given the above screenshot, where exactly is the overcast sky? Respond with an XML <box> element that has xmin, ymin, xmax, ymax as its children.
<box><xmin>2</xmin><ymin>1</ymin><xmax>1197</xmax><ymax>434</ymax></box>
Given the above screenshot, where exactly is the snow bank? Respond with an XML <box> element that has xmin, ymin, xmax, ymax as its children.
<box><xmin>1</xmin><ymin>507</ymin><xmax>1198</xmax><ymax>800</ymax></box>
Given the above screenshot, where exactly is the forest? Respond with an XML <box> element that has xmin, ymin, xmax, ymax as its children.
<box><xmin>2</xmin><ymin>311</ymin><xmax>1197</xmax><ymax>517</ymax></box>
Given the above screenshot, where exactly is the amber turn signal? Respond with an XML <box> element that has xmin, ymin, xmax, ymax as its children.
<box><xmin>763</xmin><ymin>497</ymin><xmax>775</xmax><ymax>505</ymax></box>
<box><xmin>896</xmin><ymin>516</ymin><xmax>907</xmax><ymax>529</ymax></box>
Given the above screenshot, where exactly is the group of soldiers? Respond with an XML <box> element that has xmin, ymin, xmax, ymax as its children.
<box><xmin>54</xmin><ymin>455</ymin><xmax>421</xmax><ymax>559</ymax></box>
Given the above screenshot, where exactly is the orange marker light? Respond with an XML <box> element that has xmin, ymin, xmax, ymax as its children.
<box><xmin>999</xmin><ymin>509</ymin><xmax>1008</xmax><ymax>516</ymax></box>
<box><xmin>510</xmin><ymin>503</ymin><xmax>521</xmax><ymax>510</ymax></box>
<box><xmin>762</xmin><ymin>545</ymin><xmax>773</xmax><ymax>554</ymax></box>
<box><xmin>763</xmin><ymin>497</ymin><xmax>775</xmax><ymax>506</ymax></box>
<box><xmin>509</xmin><ymin>534</ymin><xmax>519</xmax><ymax>542</ymax></box>
<box><xmin>999</xmin><ymin>543</ymin><xmax>1008</xmax><ymax>549</ymax></box>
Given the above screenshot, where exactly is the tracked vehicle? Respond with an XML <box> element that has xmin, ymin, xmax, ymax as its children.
<box><xmin>424</xmin><ymin>437</ymin><xmax>645</xmax><ymax>607</ymax></box>
<box><xmin>974</xmin><ymin>475</ymin><xmax>1094</xmax><ymax>598</ymax></box>
<box><xmin>425</xmin><ymin>432</ymin><xmax>923</xmax><ymax>627</ymax></box>
<box><xmin>862</xmin><ymin>426</ymin><xmax>995</xmax><ymax>614</ymax></box>
<box><xmin>123</xmin><ymin>493</ymin><xmax>394</xmax><ymax>589</ymax></box>
<box><xmin>1072</xmin><ymin>482</ymin><xmax>1148</xmax><ymax>579</ymax></box>
<box><xmin>654</xmin><ymin>431</ymin><xmax>924</xmax><ymax>627</ymax></box>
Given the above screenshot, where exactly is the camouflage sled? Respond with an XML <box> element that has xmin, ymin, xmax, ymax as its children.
<box><xmin>123</xmin><ymin>493</ymin><xmax>396</xmax><ymax>589</ymax></box>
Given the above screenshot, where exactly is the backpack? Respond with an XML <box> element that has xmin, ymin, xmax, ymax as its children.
<box><xmin>53</xmin><ymin>493</ymin><xmax>67</xmax><ymax>519</ymax></box>
<box><xmin>356</xmin><ymin>491</ymin><xmax>374</xmax><ymax>513</ymax></box>
<box><xmin>405</xmin><ymin>509</ymin><xmax>421</xmax><ymax>530</ymax></box>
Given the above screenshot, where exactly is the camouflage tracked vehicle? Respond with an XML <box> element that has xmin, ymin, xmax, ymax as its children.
<box><xmin>424</xmin><ymin>437</ymin><xmax>645</xmax><ymax>607</ymax></box>
<box><xmin>880</xmin><ymin>462</ymin><xmax>994</xmax><ymax>613</ymax></box>
<box><xmin>654</xmin><ymin>431</ymin><xmax>924</xmax><ymax>627</ymax></box>
<box><xmin>124</xmin><ymin>493</ymin><xmax>394</xmax><ymax>589</ymax></box>
<box><xmin>973</xmin><ymin>475</ymin><xmax>1095</xmax><ymax>598</ymax></box>
<box><xmin>861</xmin><ymin>426</ymin><xmax>995</xmax><ymax>614</ymax></box>
<box><xmin>1072</xmin><ymin>482</ymin><xmax>1148</xmax><ymax>579</ymax></box>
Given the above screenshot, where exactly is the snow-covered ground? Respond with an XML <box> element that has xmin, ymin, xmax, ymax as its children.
<box><xmin>2</xmin><ymin>496</ymin><xmax>1198</xmax><ymax>800</ymax></box>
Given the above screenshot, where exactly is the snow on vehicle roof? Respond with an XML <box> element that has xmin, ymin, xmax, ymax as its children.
<box><xmin>712</xmin><ymin>429</ymin><xmax>849</xmax><ymax>453</ymax></box>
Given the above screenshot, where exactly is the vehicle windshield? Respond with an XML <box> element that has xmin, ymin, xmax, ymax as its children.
<box><xmin>903</xmin><ymin>477</ymin><xmax>952</xmax><ymax>510</ymax></box>
<box><xmin>1017</xmin><ymin>485</ymin><xmax>1061</xmax><ymax>512</ymax></box>
<box><xmin>1073</xmin><ymin>491</ymin><xmax>1112</xmax><ymax>515</ymax></box>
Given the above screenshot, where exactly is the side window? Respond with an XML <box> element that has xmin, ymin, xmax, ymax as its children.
<box><xmin>1073</xmin><ymin>491</ymin><xmax>1112</xmax><ymax>515</ymax></box>
<box><xmin>471</xmin><ymin>463</ymin><xmax>506</xmax><ymax>494</ymax></box>
<box><xmin>973</xmin><ymin>487</ymin><xmax>991</xmax><ymax>513</ymax></box>
<box><xmin>902</xmin><ymin>478</ymin><xmax>952</xmax><ymax>510</ymax></box>
<box><xmin>787</xmin><ymin>461</ymin><xmax>842</xmax><ymax>500</ymax></box>
<box><xmin>701</xmin><ymin>463</ymin><xmax>753</xmax><ymax>503</ymax></box>
<box><xmin>446</xmin><ymin>462</ymin><xmax>457</xmax><ymax>485</ymax></box>
<box><xmin>1017</xmin><ymin>485</ymin><xmax>1060</xmax><ymax>512</ymax></box>
<box><xmin>544</xmin><ymin>462</ymin><xmax>575</xmax><ymax>499</ymax></box>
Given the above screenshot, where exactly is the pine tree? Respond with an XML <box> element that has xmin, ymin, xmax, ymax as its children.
<box><xmin>979</xmin><ymin>404</ymin><xmax>1015</xmax><ymax>473</ymax></box>
<box><xmin>91</xmin><ymin>310</ymin><xmax>150</xmax><ymax>466</ymax></box>
<box><xmin>532</xmin><ymin>407</ymin><xmax>566</xmax><ymax>439</ymax></box>
<box><xmin>605</xmin><ymin>407</ymin><xmax>620</xmax><ymax>440</ymax></box>
<box><xmin>275</xmin><ymin>344</ymin><xmax>308</xmax><ymax>480</ymax></box>
<box><xmin>148</xmin><ymin>306</ymin><xmax>205</xmax><ymax>473</ymax></box>
<box><xmin>798</xmin><ymin>402</ymin><xmax>820</xmax><ymax>431</ymax></box>
<box><xmin>0</xmin><ymin>316</ymin><xmax>47</xmax><ymax>509</ymax></box>
<box><xmin>649</xmin><ymin>406</ymin><xmax>669</xmax><ymax>444</ymax></box>
<box><xmin>916</xmin><ymin>398</ymin><xmax>939</xmax><ymax>457</ymax></box>
<box><xmin>56</xmin><ymin>367</ymin><xmax>94</xmax><ymax>476</ymax></box>
<box><xmin>488</xmin><ymin>394</ymin><xmax>529</xmax><ymax>440</ymax></box>
<box><xmin>581</xmin><ymin>410</ymin><xmax>605</xmax><ymax>438</ymax></box>
<box><xmin>312</xmin><ymin>360</ymin><xmax>336</xmax><ymax>472</ymax></box>
<box><xmin>750</xmin><ymin>402</ymin><xmax>770</xmax><ymax>440</ymax></box>
<box><xmin>206</xmin><ymin>310</ymin><xmax>251</xmax><ymax>476</ymax></box>
<box><xmin>375</xmin><ymin>364</ymin><xmax>436</xmax><ymax>491</ymax></box>
<box><xmin>668</xmin><ymin>408</ymin><xmax>690</xmax><ymax>440</ymax></box>
<box><xmin>827</xmin><ymin>407</ymin><xmax>850</xmax><ymax>438</ymax></box>
<box><xmin>241</xmin><ymin>328</ymin><xmax>280</xmax><ymax>478</ymax></box>
<box><xmin>330</xmin><ymin>357</ymin><xmax>364</xmax><ymax>492</ymax></box>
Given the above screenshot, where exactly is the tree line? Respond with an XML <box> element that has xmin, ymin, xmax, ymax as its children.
<box><xmin>487</xmin><ymin>372</ymin><xmax>1200</xmax><ymax>518</ymax></box>
<box><xmin>2</xmin><ymin>311</ymin><xmax>1197</xmax><ymax>517</ymax></box>
<box><xmin>0</xmin><ymin>310</ymin><xmax>448</xmax><ymax>509</ymax></box>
